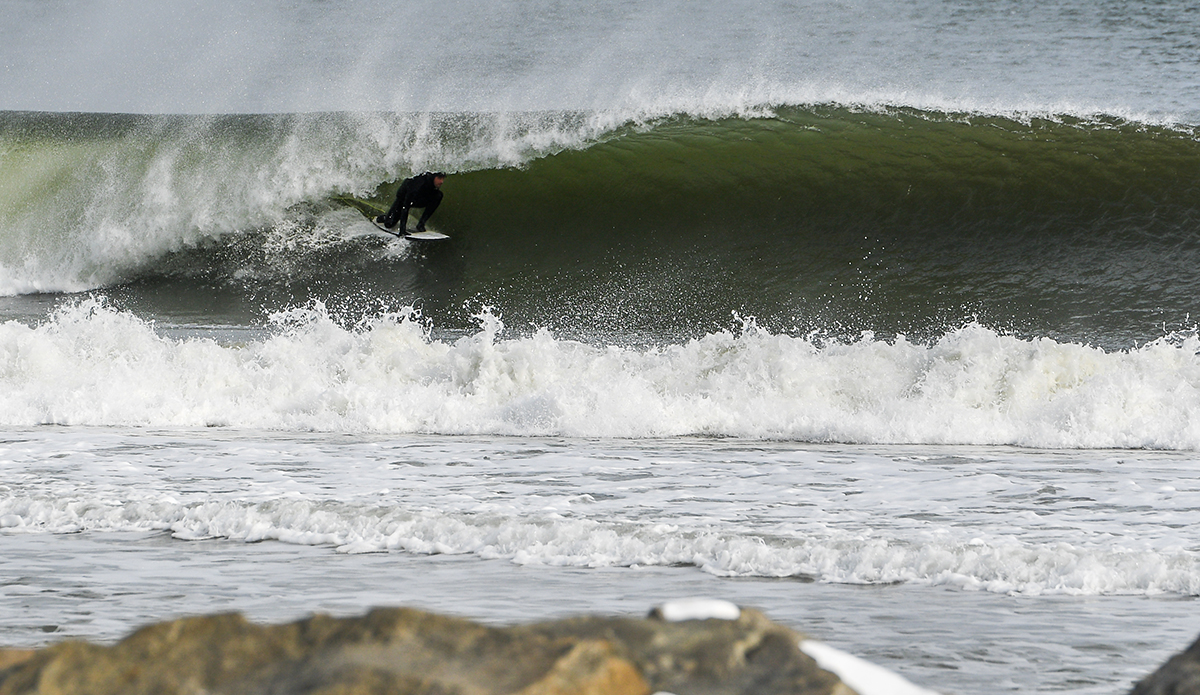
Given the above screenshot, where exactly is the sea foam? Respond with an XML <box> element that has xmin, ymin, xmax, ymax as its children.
<box><xmin>2</xmin><ymin>299</ymin><xmax>1199</xmax><ymax>449</ymax></box>
<box><xmin>3</xmin><ymin>460</ymin><xmax>1199</xmax><ymax>597</ymax></box>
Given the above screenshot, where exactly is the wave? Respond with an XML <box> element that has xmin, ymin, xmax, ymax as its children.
<box><xmin>5</xmin><ymin>492</ymin><xmax>1199</xmax><ymax>597</ymax></box>
<box><xmin>445</xmin><ymin>105</ymin><xmax>1200</xmax><ymax>225</ymax></box>
<box><xmin>4</xmin><ymin>299</ymin><xmax>1200</xmax><ymax>449</ymax></box>
<box><xmin>2</xmin><ymin>105</ymin><xmax>1198</xmax><ymax>345</ymax></box>
<box><xmin>0</xmin><ymin>109</ymin><xmax>612</xmax><ymax>294</ymax></box>
<box><xmin>427</xmin><ymin>106</ymin><xmax>1200</xmax><ymax>343</ymax></box>
<box><xmin>3</xmin><ymin>444</ymin><xmax>1198</xmax><ymax>597</ymax></box>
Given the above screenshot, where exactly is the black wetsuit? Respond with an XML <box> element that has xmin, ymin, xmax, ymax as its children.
<box><xmin>378</xmin><ymin>172</ymin><xmax>443</xmax><ymax>231</ymax></box>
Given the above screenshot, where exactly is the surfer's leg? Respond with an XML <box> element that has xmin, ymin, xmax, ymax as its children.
<box><xmin>377</xmin><ymin>198</ymin><xmax>400</xmax><ymax>227</ymax></box>
<box><xmin>379</xmin><ymin>181</ymin><xmax>413</xmax><ymax>228</ymax></box>
<box><xmin>414</xmin><ymin>191</ymin><xmax>443</xmax><ymax>231</ymax></box>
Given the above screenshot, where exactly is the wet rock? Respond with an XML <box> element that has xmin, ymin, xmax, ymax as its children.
<box><xmin>0</xmin><ymin>604</ymin><xmax>854</xmax><ymax>695</ymax></box>
<box><xmin>1131</xmin><ymin>633</ymin><xmax>1200</xmax><ymax>695</ymax></box>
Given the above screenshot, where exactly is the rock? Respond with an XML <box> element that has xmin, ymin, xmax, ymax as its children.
<box><xmin>0</xmin><ymin>654</ymin><xmax>32</xmax><ymax>673</ymax></box>
<box><xmin>1131</xmin><ymin>633</ymin><xmax>1200</xmax><ymax>695</ymax></box>
<box><xmin>0</xmin><ymin>604</ymin><xmax>855</xmax><ymax>695</ymax></box>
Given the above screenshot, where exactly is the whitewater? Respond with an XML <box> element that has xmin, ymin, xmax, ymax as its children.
<box><xmin>4</xmin><ymin>1</ymin><xmax>1200</xmax><ymax>693</ymax></box>
<box><xmin>4</xmin><ymin>300</ymin><xmax>1200</xmax><ymax>450</ymax></box>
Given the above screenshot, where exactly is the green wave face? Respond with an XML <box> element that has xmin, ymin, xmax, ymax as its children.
<box><xmin>3</xmin><ymin>106</ymin><xmax>1199</xmax><ymax>346</ymax></box>
<box><xmin>417</xmin><ymin>108</ymin><xmax>1200</xmax><ymax>344</ymax></box>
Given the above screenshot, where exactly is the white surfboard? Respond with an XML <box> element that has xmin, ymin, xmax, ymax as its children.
<box><xmin>403</xmin><ymin>230</ymin><xmax>451</xmax><ymax>240</ymax></box>
<box><xmin>368</xmin><ymin>220</ymin><xmax>450</xmax><ymax>241</ymax></box>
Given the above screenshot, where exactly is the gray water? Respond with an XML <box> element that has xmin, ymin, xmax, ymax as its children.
<box><xmin>4</xmin><ymin>530</ymin><xmax>1198</xmax><ymax>695</ymax></box>
<box><xmin>3</xmin><ymin>428</ymin><xmax>1200</xmax><ymax>693</ymax></box>
<box><xmin>4</xmin><ymin>0</ymin><xmax>1199</xmax><ymax>119</ymax></box>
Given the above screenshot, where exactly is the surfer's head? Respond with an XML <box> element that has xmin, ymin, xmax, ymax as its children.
<box><xmin>432</xmin><ymin>172</ymin><xmax>446</xmax><ymax>187</ymax></box>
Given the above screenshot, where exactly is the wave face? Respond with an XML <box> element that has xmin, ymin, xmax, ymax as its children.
<box><xmin>3</xmin><ymin>106</ymin><xmax>1199</xmax><ymax>347</ymax></box>
<box><xmin>445</xmin><ymin>108</ymin><xmax>1200</xmax><ymax>345</ymax></box>
<box><xmin>2</xmin><ymin>299</ymin><xmax>1199</xmax><ymax>449</ymax></box>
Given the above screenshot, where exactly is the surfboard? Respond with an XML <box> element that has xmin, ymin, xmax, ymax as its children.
<box><xmin>369</xmin><ymin>220</ymin><xmax>451</xmax><ymax>241</ymax></box>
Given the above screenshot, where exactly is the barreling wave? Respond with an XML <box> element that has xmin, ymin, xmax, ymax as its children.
<box><xmin>0</xmin><ymin>109</ymin><xmax>613</xmax><ymax>294</ymax></box>
<box><xmin>2</xmin><ymin>104</ymin><xmax>1198</xmax><ymax>344</ymax></box>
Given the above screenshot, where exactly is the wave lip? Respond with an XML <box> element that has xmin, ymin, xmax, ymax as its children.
<box><xmin>0</xmin><ymin>109</ymin><xmax>611</xmax><ymax>295</ymax></box>
<box><xmin>2</xmin><ymin>300</ymin><xmax>1199</xmax><ymax>449</ymax></box>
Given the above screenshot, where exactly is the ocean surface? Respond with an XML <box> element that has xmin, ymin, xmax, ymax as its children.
<box><xmin>3</xmin><ymin>1</ymin><xmax>1200</xmax><ymax>693</ymax></box>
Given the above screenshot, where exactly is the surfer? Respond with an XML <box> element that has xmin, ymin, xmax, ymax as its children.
<box><xmin>376</xmin><ymin>171</ymin><xmax>446</xmax><ymax>232</ymax></box>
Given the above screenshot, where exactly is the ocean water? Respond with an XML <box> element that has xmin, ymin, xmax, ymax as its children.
<box><xmin>3</xmin><ymin>1</ymin><xmax>1200</xmax><ymax>693</ymax></box>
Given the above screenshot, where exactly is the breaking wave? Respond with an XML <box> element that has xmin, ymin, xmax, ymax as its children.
<box><xmin>3</xmin><ymin>299</ymin><xmax>1200</xmax><ymax>449</ymax></box>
